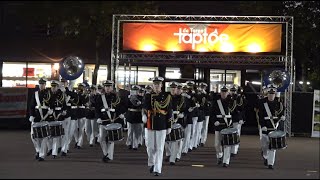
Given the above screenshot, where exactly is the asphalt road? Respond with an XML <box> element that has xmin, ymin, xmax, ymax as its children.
<box><xmin>0</xmin><ymin>130</ymin><xmax>319</xmax><ymax>179</ymax></box>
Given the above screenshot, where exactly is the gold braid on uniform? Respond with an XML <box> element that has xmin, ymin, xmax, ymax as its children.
<box><xmin>152</xmin><ymin>94</ymin><xmax>171</xmax><ymax>115</ymax></box>
<box><xmin>112</xmin><ymin>94</ymin><xmax>121</xmax><ymax>108</ymax></box>
<box><xmin>237</xmin><ymin>96</ymin><xmax>243</xmax><ymax>106</ymax></box>
<box><xmin>57</xmin><ymin>93</ymin><xmax>65</xmax><ymax>105</ymax></box>
<box><xmin>275</xmin><ymin>101</ymin><xmax>284</xmax><ymax>117</ymax></box>
<box><xmin>177</xmin><ymin>96</ymin><xmax>184</xmax><ymax>112</ymax></box>
<box><xmin>43</xmin><ymin>90</ymin><xmax>51</xmax><ymax>105</ymax></box>
<box><xmin>201</xmin><ymin>96</ymin><xmax>206</xmax><ymax>106</ymax></box>
<box><xmin>229</xmin><ymin>98</ymin><xmax>237</xmax><ymax>112</ymax></box>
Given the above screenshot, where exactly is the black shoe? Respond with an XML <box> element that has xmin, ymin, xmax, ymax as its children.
<box><xmin>133</xmin><ymin>148</ymin><xmax>138</xmax><ymax>150</ymax></box>
<box><xmin>264</xmin><ymin>158</ymin><xmax>268</xmax><ymax>166</ymax></box>
<box><xmin>149</xmin><ymin>165</ymin><xmax>154</xmax><ymax>173</ymax></box>
<box><xmin>102</xmin><ymin>155</ymin><xmax>110</xmax><ymax>163</ymax></box>
<box><xmin>89</xmin><ymin>144</ymin><xmax>94</xmax><ymax>147</ymax></box>
<box><xmin>74</xmin><ymin>143</ymin><xmax>78</xmax><ymax>148</ymax></box>
<box><xmin>231</xmin><ymin>153</ymin><xmax>236</xmax><ymax>157</ymax></box>
<box><xmin>138</xmin><ymin>144</ymin><xmax>142</xmax><ymax>147</ymax></box>
<box><xmin>170</xmin><ymin>162</ymin><xmax>175</xmax><ymax>165</ymax></box>
<box><xmin>38</xmin><ymin>157</ymin><xmax>44</xmax><ymax>161</ymax></box>
<box><xmin>268</xmin><ymin>165</ymin><xmax>274</xmax><ymax>169</ymax></box>
<box><xmin>200</xmin><ymin>143</ymin><xmax>204</xmax><ymax>147</ymax></box>
<box><xmin>46</xmin><ymin>149</ymin><xmax>52</xmax><ymax>156</ymax></box>
<box><xmin>95</xmin><ymin>137</ymin><xmax>98</xmax><ymax>144</ymax></box>
<box><xmin>61</xmin><ymin>152</ymin><xmax>67</xmax><ymax>156</ymax></box>
<box><xmin>217</xmin><ymin>158</ymin><xmax>222</xmax><ymax>165</ymax></box>
<box><xmin>223</xmin><ymin>163</ymin><xmax>229</xmax><ymax>168</ymax></box>
<box><xmin>165</xmin><ymin>156</ymin><xmax>170</xmax><ymax>162</ymax></box>
<box><xmin>53</xmin><ymin>155</ymin><xmax>57</xmax><ymax>159</ymax></box>
<box><xmin>35</xmin><ymin>152</ymin><xmax>39</xmax><ymax>160</ymax></box>
<box><xmin>154</xmin><ymin>172</ymin><xmax>160</xmax><ymax>176</ymax></box>
<box><xmin>182</xmin><ymin>153</ymin><xmax>187</xmax><ymax>156</ymax></box>
<box><xmin>76</xmin><ymin>146</ymin><xmax>81</xmax><ymax>149</ymax></box>
<box><xmin>176</xmin><ymin>158</ymin><xmax>180</xmax><ymax>162</ymax></box>
<box><xmin>188</xmin><ymin>149</ymin><xmax>192</xmax><ymax>152</ymax></box>
<box><xmin>58</xmin><ymin>147</ymin><xmax>61</xmax><ymax>154</ymax></box>
<box><xmin>128</xmin><ymin>145</ymin><xmax>132</xmax><ymax>150</ymax></box>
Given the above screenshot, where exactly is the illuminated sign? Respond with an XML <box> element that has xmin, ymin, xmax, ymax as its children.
<box><xmin>122</xmin><ymin>23</ymin><xmax>282</xmax><ymax>53</ymax></box>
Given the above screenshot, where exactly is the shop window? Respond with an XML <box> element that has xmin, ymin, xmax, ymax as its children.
<box><xmin>27</xmin><ymin>63</ymin><xmax>52</xmax><ymax>88</ymax></box>
<box><xmin>210</xmin><ymin>69</ymin><xmax>241</xmax><ymax>92</ymax></box>
<box><xmin>116</xmin><ymin>66</ymin><xmax>158</xmax><ymax>88</ymax></box>
<box><xmin>165</xmin><ymin>67</ymin><xmax>181</xmax><ymax>79</ymax></box>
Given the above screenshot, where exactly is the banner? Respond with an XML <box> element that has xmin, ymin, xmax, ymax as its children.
<box><xmin>0</xmin><ymin>87</ymin><xmax>28</xmax><ymax>118</ymax></box>
<box><xmin>122</xmin><ymin>23</ymin><xmax>282</xmax><ymax>53</ymax></box>
<box><xmin>311</xmin><ymin>90</ymin><xmax>320</xmax><ymax>137</ymax></box>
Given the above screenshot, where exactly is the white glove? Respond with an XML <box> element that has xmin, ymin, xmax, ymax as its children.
<box><xmin>166</xmin><ymin>128</ymin><xmax>171</xmax><ymax>135</ymax></box>
<box><xmin>239</xmin><ymin>120</ymin><xmax>244</xmax><ymax>125</ymax></box>
<box><xmin>48</xmin><ymin>109</ymin><xmax>53</xmax><ymax>115</ymax></box>
<box><xmin>29</xmin><ymin>116</ymin><xmax>35</xmax><ymax>123</ymax></box>
<box><xmin>119</xmin><ymin>114</ymin><xmax>125</xmax><ymax>119</ymax></box>
<box><xmin>188</xmin><ymin>107</ymin><xmax>194</xmax><ymax>112</ymax></box>
<box><xmin>280</xmin><ymin>116</ymin><xmax>285</xmax><ymax>121</ymax></box>
<box><xmin>137</xmin><ymin>101</ymin><xmax>141</xmax><ymax>105</ymax></box>
<box><xmin>142</xmin><ymin>114</ymin><xmax>147</xmax><ymax>123</ymax></box>
<box><xmin>97</xmin><ymin>118</ymin><xmax>102</xmax><ymax>124</ymax></box>
<box><xmin>62</xmin><ymin>110</ymin><xmax>67</xmax><ymax>116</ymax></box>
<box><xmin>214</xmin><ymin>121</ymin><xmax>220</xmax><ymax>126</ymax></box>
<box><xmin>261</xmin><ymin>126</ymin><xmax>267</xmax><ymax>131</ymax></box>
<box><xmin>196</xmin><ymin>103</ymin><xmax>200</xmax><ymax>108</ymax></box>
<box><xmin>178</xmin><ymin>113</ymin><xmax>184</xmax><ymax>118</ymax></box>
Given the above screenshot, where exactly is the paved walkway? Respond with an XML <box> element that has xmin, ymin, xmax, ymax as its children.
<box><xmin>0</xmin><ymin>130</ymin><xmax>319</xmax><ymax>179</ymax></box>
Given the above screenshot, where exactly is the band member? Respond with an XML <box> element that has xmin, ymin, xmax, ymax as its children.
<box><xmin>47</xmin><ymin>80</ymin><xmax>67</xmax><ymax>158</ymax></box>
<box><xmin>60</xmin><ymin>79</ymin><xmax>73</xmax><ymax>156</ymax></box>
<box><xmin>211</xmin><ymin>86</ymin><xmax>234</xmax><ymax>167</ymax></box>
<box><xmin>229</xmin><ymin>85</ymin><xmax>246</xmax><ymax>156</ymax></box>
<box><xmin>85</xmin><ymin>85</ymin><xmax>99</xmax><ymax>147</ymax></box>
<box><xmin>142</xmin><ymin>77</ymin><xmax>173</xmax><ymax>176</ymax></box>
<box><xmin>126</xmin><ymin>85</ymin><xmax>144</xmax><ymax>150</ymax></box>
<box><xmin>165</xmin><ymin>82</ymin><xmax>186</xmax><ymax>165</ymax></box>
<box><xmin>76</xmin><ymin>83</ymin><xmax>90</xmax><ymax>148</ymax></box>
<box><xmin>29</xmin><ymin>78</ymin><xmax>51</xmax><ymax>161</ymax></box>
<box><xmin>182</xmin><ymin>81</ymin><xmax>198</xmax><ymax>154</ymax></box>
<box><xmin>96</xmin><ymin>80</ymin><xmax>125</xmax><ymax>162</ymax></box>
<box><xmin>199</xmin><ymin>82</ymin><xmax>211</xmax><ymax>147</ymax></box>
<box><xmin>257</xmin><ymin>84</ymin><xmax>285</xmax><ymax>169</ymax></box>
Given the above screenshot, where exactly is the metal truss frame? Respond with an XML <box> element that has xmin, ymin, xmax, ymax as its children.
<box><xmin>111</xmin><ymin>14</ymin><xmax>294</xmax><ymax>136</ymax></box>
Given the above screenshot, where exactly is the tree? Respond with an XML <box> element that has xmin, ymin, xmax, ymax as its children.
<box><xmin>12</xmin><ymin>1</ymin><xmax>161</xmax><ymax>84</ymax></box>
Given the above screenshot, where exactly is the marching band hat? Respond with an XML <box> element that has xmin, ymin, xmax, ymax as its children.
<box><xmin>199</xmin><ymin>82</ymin><xmax>208</xmax><ymax>87</ymax></box>
<box><xmin>38</xmin><ymin>78</ymin><xmax>47</xmax><ymax>84</ymax></box>
<box><xmin>97</xmin><ymin>84</ymin><xmax>103</xmax><ymax>89</ymax></box>
<box><xmin>169</xmin><ymin>81</ymin><xmax>178</xmax><ymax>88</ymax></box>
<box><xmin>150</xmin><ymin>76</ymin><xmax>164</xmax><ymax>83</ymax></box>
<box><xmin>90</xmin><ymin>85</ymin><xmax>97</xmax><ymax>90</ymax></box>
<box><xmin>60</xmin><ymin>78</ymin><xmax>67</xmax><ymax>83</ymax></box>
<box><xmin>230</xmin><ymin>85</ymin><xmax>237</xmax><ymax>92</ymax></box>
<box><xmin>131</xmin><ymin>85</ymin><xmax>141</xmax><ymax>91</ymax></box>
<box><xmin>103</xmin><ymin>80</ymin><xmax>114</xmax><ymax>86</ymax></box>
<box><xmin>77</xmin><ymin>83</ymin><xmax>85</xmax><ymax>87</ymax></box>
<box><xmin>182</xmin><ymin>85</ymin><xmax>188</xmax><ymax>90</ymax></box>
<box><xmin>177</xmin><ymin>83</ymin><xmax>183</xmax><ymax>89</ymax></box>
<box><xmin>186</xmin><ymin>81</ymin><xmax>195</xmax><ymax>86</ymax></box>
<box><xmin>145</xmin><ymin>85</ymin><xmax>152</xmax><ymax>90</ymax></box>
<box><xmin>139</xmin><ymin>88</ymin><xmax>146</xmax><ymax>93</ymax></box>
<box><xmin>267</xmin><ymin>84</ymin><xmax>277</xmax><ymax>94</ymax></box>
<box><xmin>51</xmin><ymin>80</ymin><xmax>59</xmax><ymax>86</ymax></box>
<box><xmin>220</xmin><ymin>85</ymin><xmax>228</xmax><ymax>92</ymax></box>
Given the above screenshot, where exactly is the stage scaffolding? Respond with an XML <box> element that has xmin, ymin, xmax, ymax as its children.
<box><xmin>111</xmin><ymin>15</ymin><xmax>294</xmax><ymax>137</ymax></box>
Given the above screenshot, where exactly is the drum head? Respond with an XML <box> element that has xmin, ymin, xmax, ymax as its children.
<box><xmin>172</xmin><ymin>123</ymin><xmax>182</xmax><ymax>129</ymax></box>
<box><xmin>268</xmin><ymin>130</ymin><xmax>286</xmax><ymax>138</ymax></box>
<box><xmin>221</xmin><ymin>128</ymin><xmax>238</xmax><ymax>135</ymax></box>
<box><xmin>49</xmin><ymin>121</ymin><xmax>63</xmax><ymax>126</ymax></box>
<box><xmin>105</xmin><ymin>123</ymin><xmax>122</xmax><ymax>130</ymax></box>
<box><xmin>32</xmin><ymin>121</ymin><xmax>48</xmax><ymax>127</ymax></box>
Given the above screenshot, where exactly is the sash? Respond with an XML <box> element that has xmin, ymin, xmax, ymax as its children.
<box><xmin>263</xmin><ymin>102</ymin><xmax>278</xmax><ymax>129</ymax></box>
<box><xmin>217</xmin><ymin>99</ymin><xmax>232</xmax><ymax>127</ymax></box>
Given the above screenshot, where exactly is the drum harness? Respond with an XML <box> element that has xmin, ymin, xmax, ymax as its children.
<box><xmin>35</xmin><ymin>91</ymin><xmax>51</xmax><ymax>122</ymax></box>
<box><xmin>263</xmin><ymin>102</ymin><xmax>278</xmax><ymax>129</ymax></box>
<box><xmin>101</xmin><ymin>94</ymin><xmax>125</xmax><ymax>124</ymax></box>
<box><xmin>217</xmin><ymin>99</ymin><xmax>232</xmax><ymax>127</ymax></box>
<box><xmin>52</xmin><ymin>92</ymin><xmax>65</xmax><ymax>121</ymax></box>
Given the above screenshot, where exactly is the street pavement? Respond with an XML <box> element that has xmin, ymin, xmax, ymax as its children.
<box><xmin>0</xmin><ymin>130</ymin><xmax>319</xmax><ymax>179</ymax></box>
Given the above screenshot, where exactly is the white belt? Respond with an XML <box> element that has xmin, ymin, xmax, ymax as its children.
<box><xmin>217</xmin><ymin>115</ymin><xmax>232</xmax><ymax>118</ymax></box>
<box><xmin>36</xmin><ymin>106</ymin><xmax>49</xmax><ymax>109</ymax></box>
<box><xmin>128</xmin><ymin>108</ymin><xmax>141</xmax><ymax>112</ymax></box>
<box><xmin>71</xmin><ymin>106</ymin><xmax>78</xmax><ymax>109</ymax></box>
<box><xmin>79</xmin><ymin>106</ymin><xmax>85</xmax><ymax>109</ymax></box>
<box><xmin>101</xmin><ymin>108</ymin><xmax>115</xmax><ymax>112</ymax></box>
<box><xmin>264</xmin><ymin>116</ymin><xmax>278</xmax><ymax>120</ymax></box>
<box><xmin>66</xmin><ymin>103</ymin><xmax>71</xmax><ymax>106</ymax></box>
<box><xmin>55</xmin><ymin>107</ymin><xmax>62</xmax><ymax>111</ymax></box>
<box><xmin>173</xmin><ymin>111</ymin><xmax>179</xmax><ymax>114</ymax></box>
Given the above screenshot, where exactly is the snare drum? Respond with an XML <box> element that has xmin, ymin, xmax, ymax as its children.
<box><xmin>268</xmin><ymin>130</ymin><xmax>287</xmax><ymax>150</ymax></box>
<box><xmin>166</xmin><ymin>123</ymin><xmax>184</xmax><ymax>142</ymax></box>
<box><xmin>220</xmin><ymin>128</ymin><xmax>240</xmax><ymax>146</ymax></box>
<box><xmin>48</xmin><ymin>121</ymin><xmax>64</xmax><ymax>137</ymax></box>
<box><xmin>104</xmin><ymin>123</ymin><xmax>124</xmax><ymax>142</ymax></box>
<box><xmin>32</xmin><ymin>122</ymin><xmax>50</xmax><ymax>139</ymax></box>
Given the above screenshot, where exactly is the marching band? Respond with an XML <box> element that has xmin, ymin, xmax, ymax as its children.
<box><xmin>29</xmin><ymin>76</ymin><xmax>286</xmax><ymax>175</ymax></box>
